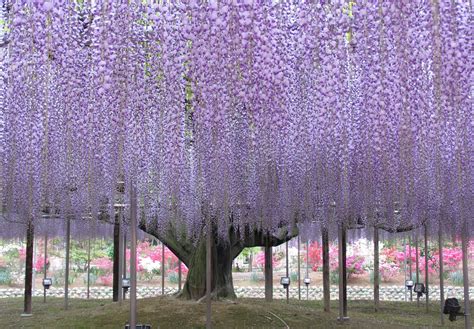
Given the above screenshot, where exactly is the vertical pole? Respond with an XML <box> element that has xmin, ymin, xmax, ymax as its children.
<box><xmin>113</xmin><ymin>214</ymin><xmax>120</xmax><ymax>302</ymax></box>
<box><xmin>264</xmin><ymin>237</ymin><xmax>273</xmax><ymax>302</ymax></box>
<box><xmin>342</xmin><ymin>224</ymin><xmax>348</xmax><ymax>318</ymax></box>
<box><xmin>297</xmin><ymin>235</ymin><xmax>301</xmax><ymax>301</ymax></box>
<box><xmin>206</xmin><ymin>218</ymin><xmax>212</xmax><ymax>329</ymax></box>
<box><xmin>248</xmin><ymin>250</ymin><xmax>253</xmax><ymax>273</ymax></box>
<box><xmin>87</xmin><ymin>236</ymin><xmax>91</xmax><ymax>300</ymax></box>
<box><xmin>129</xmin><ymin>185</ymin><xmax>137</xmax><ymax>329</ymax></box>
<box><xmin>178</xmin><ymin>259</ymin><xmax>182</xmax><ymax>292</ymax></box>
<box><xmin>338</xmin><ymin>222</ymin><xmax>348</xmax><ymax>320</ymax></box>
<box><xmin>118</xmin><ymin>217</ymin><xmax>123</xmax><ymax>304</ymax></box>
<box><xmin>424</xmin><ymin>223</ymin><xmax>429</xmax><ymax>313</ymax></box>
<box><xmin>161</xmin><ymin>242</ymin><xmax>165</xmax><ymax>295</ymax></box>
<box><xmin>306</xmin><ymin>239</ymin><xmax>309</xmax><ymax>301</ymax></box>
<box><xmin>322</xmin><ymin>227</ymin><xmax>330</xmax><ymax>312</ymax></box>
<box><xmin>374</xmin><ymin>227</ymin><xmax>380</xmax><ymax>312</ymax></box>
<box><xmin>415</xmin><ymin>234</ymin><xmax>420</xmax><ymax>307</ymax></box>
<box><xmin>409</xmin><ymin>235</ymin><xmax>413</xmax><ymax>301</ymax></box>
<box><xmin>403</xmin><ymin>235</ymin><xmax>407</xmax><ymax>302</ymax></box>
<box><xmin>43</xmin><ymin>233</ymin><xmax>48</xmax><ymax>303</ymax></box>
<box><xmin>23</xmin><ymin>219</ymin><xmax>34</xmax><ymax>316</ymax></box>
<box><xmin>64</xmin><ymin>217</ymin><xmax>71</xmax><ymax>310</ymax></box>
<box><xmin>461</xmin><ymin>220</ymin><xmax>471</xmax><ymax>329</ymax></box>
<box><xmin>438</xmin><ymin>223</ymin><xmax>445</xmax><ymax>326</ymax></box>
<box><xmin>32</xmin><ymin>236</ymin><xmax>36</xmax><ymax>293</ymax></box>
<box><xmin>123</xmin><ymin>232</ymin><xmax>127</xmax><ymax>300</ymax></box>
<box><xmin>285</xmin><ymin>241</ymin><xmax>289</xmax><ymax>304</ymax></box>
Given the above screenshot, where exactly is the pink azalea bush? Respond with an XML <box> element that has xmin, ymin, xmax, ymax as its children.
<box><xmin>379</xmin><ymin>262</ymin><xmax>399</xmax><ymax>281</ymax></box>
<box><xmin>329</xmin><ymin>245</ymin><xmax>365</xmax><ymax>279</ymax></box>
<box><xmin>19</xmin><ymin>247</ymin><xmax>26</xmax><ymax>261</ymax></box>
<box><xmin>91</xmin><ymin>257</ymin><xmax>113</xmax><ymax>271</ymax></box>
<box><xmin>346</xmin><ymin>255</ymin><xmax>366</xmax><ymax>276</ymax></box>
<box><xmin>254</xmin><ymin>251</ymin><xmax>279</xmax><ymax>269</ymax></box>
<box><xmin>438</xmin><ymin>247</ymin><xmax>462</xmax><ymax>270</ymax></box>
<box><xmin>393</xmin><ymin>244</ymin><xmax>462</xmax><ymax>275</ymax></box>
<box><xmin>33</xmin><ymin>255</ymin><xmax>49</xmax><ymax>273</ymax></box>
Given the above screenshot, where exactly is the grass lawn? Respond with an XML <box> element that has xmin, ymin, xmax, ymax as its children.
<box><xmin>0</xmin><ymin>296</ymin><xmax>471</xmax><ymax>328</ymax></box>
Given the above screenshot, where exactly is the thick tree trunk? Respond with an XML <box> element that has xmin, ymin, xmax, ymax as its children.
<box><xmin>140</xmin><ymin>221</ymin><xmax>298</xmax><ymax>301</ymax></box>
<box><xmin>180</xmin><ymin>236</ymin><xmax>236</xmax><ymax>300</ymax></box>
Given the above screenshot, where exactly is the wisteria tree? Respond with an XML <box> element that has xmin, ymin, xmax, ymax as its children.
<box><xmin>0</xmin><ymin>0</ymin><xmax>471</xmax><ymax>306</ymax></box>
<box><xmin>141</xmin><ymin>219</ymin><xmax>297</xmax><ymax>299</ymax></box>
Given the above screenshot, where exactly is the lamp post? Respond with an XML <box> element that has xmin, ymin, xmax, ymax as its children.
<box><xmin>280</xmin><ymin>242</ymin><xmax>291</xmax><ymax>304</ymax></box>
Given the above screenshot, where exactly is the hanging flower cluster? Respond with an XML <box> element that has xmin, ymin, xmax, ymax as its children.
<box><xmin>0</xmin><ymin>1</ymin><xmax>471</xmax><ymax>241</ymax></box>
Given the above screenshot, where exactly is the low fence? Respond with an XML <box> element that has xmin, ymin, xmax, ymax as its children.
<box><xmin>1</xmin><ymin>286</ymin><xmax>472</xmax><ymax>301</ymax></box>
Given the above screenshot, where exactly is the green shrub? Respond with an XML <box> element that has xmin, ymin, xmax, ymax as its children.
<box><xmin>449</xmin><ymin>271</ymin><xmax>463</xmax><ymax>286</ymax></box>
<box><xmin>82</xmin><ymin>273</ymin><xmax>98</xmax><ymax>285</ymax></box>
<box><xmin>290</xmin><ymin>272</ymin><xmax>298</xmax><ymax>282</ymax></box>
<box><xmin>369</xmin><ymin>270</ymin><xmax>381</xmax><ymax>284</ymax></box>
<box><xmin>250</xmin><ymin>271</ymin><xmax>263</xmax><ymax>282</ymax></box>
<box><xmin>0</xmin><ymin>269</ymin><xmax>12</xmax><ymax>285</ymax></box>
<box><xmin>330</xmin><ymin>271</ymin><xmax>339</xmax><ymax>284</ymax></box>
<box><xmin>55</xmin><ymin>269</ymin><xmax>77</xmax><ymax>285</ymax></box>
<box><xmin>168</xmin><ymin>272</ymin><xmax>179</xmax><ymax>284</ymax></box>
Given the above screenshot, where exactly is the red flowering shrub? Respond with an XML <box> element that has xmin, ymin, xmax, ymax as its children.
<box><xmin>306</xmin><ymin>242</ymin><xmax>322</xmax><ymax>271</ymax></box>
<box><xmin>98</xmin><ymin>273</ymin><xmax>113</xmax><ymax>286</ymax></box>
<box><xmin>34</xmin><ymin>255</ymin><xmax>49</xmax><ymax>273</ymax></box>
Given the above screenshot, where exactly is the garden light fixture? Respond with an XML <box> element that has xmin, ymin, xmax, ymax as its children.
<box><xmin>42</xmin><ymin>278</ymin><xmax>52</xmax><ymax>290</ymax></box>
<box><xmin>122</xmin><ymin>278</ymin><xmax>130</xmax><ymax>293</ymax></box>
<box><xmin>414</xmin><ymin>283</ymin><xmax>425</xmax><ymax>298</ymax></box>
